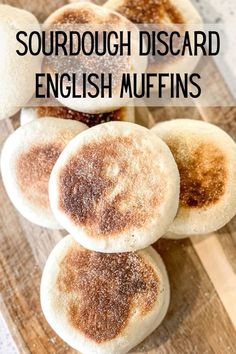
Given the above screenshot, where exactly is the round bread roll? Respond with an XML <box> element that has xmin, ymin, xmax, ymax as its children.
<box><xmin>0</xmin><ymin>5</ymin><xmax>42</xmax><ymax>120</ymax></box>
<box><xmin>43</xmin><ymin>2</ymin><xmax>147</xmax><ymax>113</ymax></box>
<box><xmin>104</xmin><ymin>0</ymin><xmax>201</xmax><ymax>26</ymax></box>
<box><xmin>104</xmin><ymin>0</ymin><xmax>202</xmax><ymax>89</ymax></box>
<box><xmin>41</xmin><ymin>235</ymin><xmax>170</xmax><ymax>354</ymax></box>
<box><xmin>1</xmin><ymin>118</ymin><xmax>88</xmax><ymax>229</ymax></box>
<box><xmin>152</xmin><ymin>119</ymin><xmax>236</xmax><ymax>237</ymax></box>
<box><xmin>0</xmin><ymin>0</ymin><xmax>68</xmax><ymax>22</ymax></box>
<box><xmin>49</xmin><ymin>121</ymin><xmax>180</xmax><ymax>252</ymax></box>
<box><xmin>20</xmin><ymin>105</ymin><xmax>135</xmax><ymax>127</ymax></box>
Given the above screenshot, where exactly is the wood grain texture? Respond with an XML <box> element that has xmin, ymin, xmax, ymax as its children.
<box><xmin>190</xmin><ymin>59</ymin><xmax>236</xmax><ymax>332</ymax></box>
<box><xmin>191</xmin><ymin>234</ymin><xmax>236</xmax><ymax>328</ymax></box>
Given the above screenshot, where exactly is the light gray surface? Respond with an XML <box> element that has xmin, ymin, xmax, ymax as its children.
<box><xmin>0</xmin><ymin>1</ymin><xmax>235</xmax><ymax>353</ymax></box>
<box><xmin>192</xmin><ymin>0</ymin><xmax>235</xmax><ymax>23</ymax></box>
<box><xmin>192</xmin><ymin>0</ymin><xmax>236</xmax><ymax>98</ymax></box>
<box><xmin>0</xmin><ymin>314</ymin><xmax>18</xmax><ymax>354</ymax></box>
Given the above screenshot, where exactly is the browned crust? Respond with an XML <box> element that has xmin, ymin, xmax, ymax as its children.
<box><xmin>113</xmin><ymin>0</ymin><xmax>185</xmax><ymax>68</ymax></box>
<box><xmin>36</xmin><ymin>106</ymin><xmax>124</xmax><ymax>127</ymax></box>
<box><xmin>16</xmin><ymin>143</ymin><xmax>63</xmax><ymax>209</ymax></box>
<box><xmin>44</xmin><ymin>6</ymin><xmax>131</xmax><ymax>91</ymax></box>
<box><xmin>115</xmin><ymin>0</ymin><xmax>184</xmax><ymax>24</ymax></box>
<box><xmin>53</xmin><ymin>8</ymin><xmax>95</xmax><ymax>25</ymax></box>
<box><xmin>166</xmin><ymin>138</ymin><xmax>227</xmax><ymax>208</ymax></box>
<box><xmin>56</xmin><ymin>243</ymin><xmax>159</xmax><ymax>342</ymax></box>
<box><xmin>50</xmin><ymin>7</ymin><xmax>122</xmax><ymax>25</ymax></box>
<box><xmin>58</xmin><ymin>136</ymin><xmax>164</xmax><ymax>237</ymax></box>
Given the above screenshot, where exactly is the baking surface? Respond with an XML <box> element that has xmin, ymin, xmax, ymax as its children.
<box><xmin>0</xmin><ymin>0</ymin><xmax>236</xmax><ymax>353</ymax></box>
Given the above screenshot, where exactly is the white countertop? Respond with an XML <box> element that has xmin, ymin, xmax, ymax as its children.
<box><xmin>0</xmin><ymin>313</ymin><xmax>18</xmax><ymax>354</ymax></box>
<box><xmin>1</xmin><ymin>1</ymin><xmax>235</xmax><ymax>353</ymax></box>
<box><xmin>192</xmin><ymin>0</ymin><xmax>235</xmax><ymax>23</ymax></box>
<box><xmin>192</xmin><ymin>0</ymin><xmax>236</xmax><ymax>98</ymax></box>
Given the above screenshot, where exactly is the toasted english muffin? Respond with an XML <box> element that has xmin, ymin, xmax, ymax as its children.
<box><xmin>0</xmin><ymin>0</ymin><xmax>68</xmax><ymax>22</ymax></box>
<box><xmin>104</xmin><ymin>0</ymin><xmax>201</xmax><ymax>25</ymax></box>
<box><xmin>152</xmin><ymin>119</ymin><xmax>236</xmax><ymax>237</ymax></box>
<box><xmin>1</xmin><ymin>118</ymin><xmax>88</xmax><ymax>229</ymax></box>
<box><xmin>20</xmin><ymin>105</ymin><xmax>135</xmax><ymax>127</ymax></box>
<box><xmin>43</xmin><ymin>2</ymin><xmax>147</xmax><ymax>113</ymax></box>
<box><xmin>0</xmin><ymin>5</ymin><xmax>42</xmax><ymax>119</ymax></box>
<box><xmin>49</xmin><ymin>121</ymin><xmax>180</xmax><ymax>252</ymax></box>
<box><xmin>41</xmin><ymin>235</ymin><xmax>170</xmax><ymax>354</ymax></box>
<box><xmin>104</xmin><ymin>0</ymin><xmax>202</xmax><ymax>85</ymax></box>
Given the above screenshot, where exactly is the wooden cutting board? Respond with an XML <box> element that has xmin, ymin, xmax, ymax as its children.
<box><xmin>0</xmin><ymin>53</ymin><xmax>236</xmax><ymax>354</ymax></box>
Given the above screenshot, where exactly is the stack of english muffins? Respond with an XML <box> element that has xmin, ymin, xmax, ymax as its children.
<box><xmin>1</xmin><ymin>2</ymin><xmax>236</xmax><ymax>354</ymax></box>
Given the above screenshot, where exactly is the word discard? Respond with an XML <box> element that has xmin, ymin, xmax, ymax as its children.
<box><xmin>16</xmin><ymin>30</ymin><xmax>220</xmax><ymax>57</ymax></box>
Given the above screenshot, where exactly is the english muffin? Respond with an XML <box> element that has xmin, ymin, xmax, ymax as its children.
<box><xmin>20</xmin><ymin>105</ymin><xmax>135</xmax><ymax>127</ymax></box>
<box><xmin>104</xmin><ymin>0</ymin><xmax>202</xmax><ymax>86</ymax></box>
<box><xmin>49</xmin><ymin>121</ymin><xmax>180</xmax><ymax>251</ymax></box>
<box><xmin>104</xmin><ymin>0</ymin><xmax>201</xmax><ymax>25</ymax></box>
<box><xmin>1</xmin><ymin>118</ymin><xmax>88</xmax><ymax>228</ymax></box>
<box><xmin>41</xmin><ymin>235</ymin><xmax>170</xmax><ymax>354</ymax></box>
<box><xmin>0</xmin><ymin>0</ymin><xmax>68</xmax><ymax>22</ymax></box>
<box><xmin>43</xmin><ymin>2</ymin><xmax>147</xmax><ymax>113</ymax></box>
<box><xmin>0</xmin><ymin>5</ymin><xmax>42</xmax><ymax>119</ymax></box>
<box><xmin>152</xmin><ymin>119</ymin><xmax>236</xmax><ymax>237</ymax></box>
